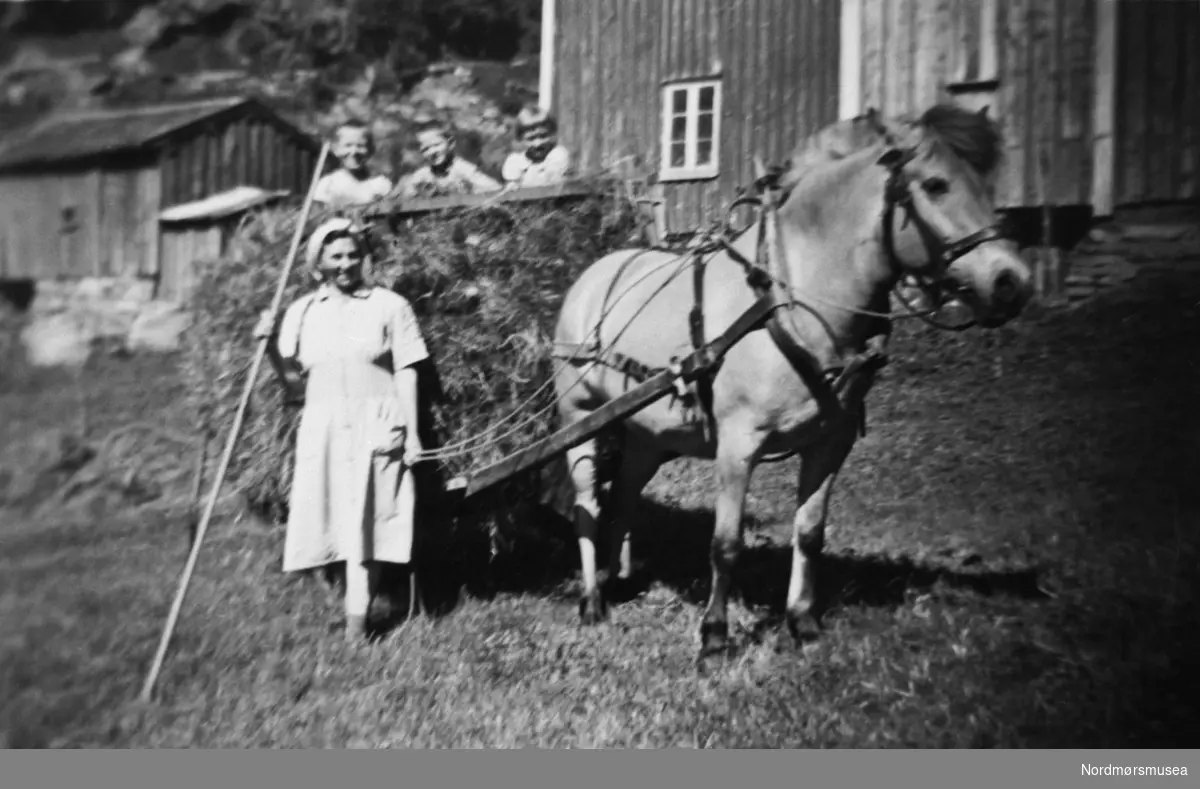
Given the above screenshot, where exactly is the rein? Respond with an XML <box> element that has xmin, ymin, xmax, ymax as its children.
<box><xmin>878</xmin><ymin>148</ymin><xmax>1008</xmax><ymax>331</ymax></box>
<box><xmin>418</xmin><ymin>140</ymin><xmax>1012</xmax><ymax>472</ymax></box>
<box><xmin>713</xmin><ymin>160</ymin><xmax>1004</xmax><ymax>328</ymax></box>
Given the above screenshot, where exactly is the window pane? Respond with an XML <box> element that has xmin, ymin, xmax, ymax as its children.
<box><xmin>672</xmin><ymin>89</ymin><xmax>687</xmax><ymax>114</ymax></box>
<box><xmin>697</xmin><ymin>112</ymin><xmax>713</xmax><ymax>140</ymax></box>
<box><xmin>670</xmin><ymin>141</ymin><xmax>687</xmax><ymax>168</ymax></box>
<box><xmin>697</xmin><ymin>140</ymin><xmax>713</xmax><ymax>166</ymax></box>
<box><xmin>671</xmin><ymin>115</ymin><xmax>688</xmax><ymax>143</ymax></box>
<box><xmin>699</xmin><ymin>86</ymin><xmax>715</xmax><ymax>112</ymax></box>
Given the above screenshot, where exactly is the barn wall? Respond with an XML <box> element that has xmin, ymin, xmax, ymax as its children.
<box><xmin>1113</xmin><ymin>0</ymin><xmax>1200</xmax><ymax>207</ymax></box>
<box><xmin>159</xmin><ymin>115</ymin><xmax>317</xmax><ymax>208</ymax></box>
<box><xmin>99</xmin><ymin>166</ymin><xmax>162</xmax><ymax>278</ymax></box>
<box><xmin>0</xmin><ymin>172</ymin><xmax>93</xmax><ymax>279</ymax></box>
<box><xmin>158</xmin><ymin>224</ymin><xmax>225</xmax><ymax>302</ymax></box>
<box><xmin>856</xmin><ymin>0</ymin><xmax>1097</xmax><ymax>209</ymax></box>
<box><xmin>554</xmin><ymin>0</ymin><xmax>843</xmax><ymax>232</ymax></box>
<box><xmin>0</xmin><ymin>165</ymin><xmax>160</xmax><ymax>280</ymax></box>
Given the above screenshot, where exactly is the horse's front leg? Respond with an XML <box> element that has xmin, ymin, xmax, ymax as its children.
<box><xmin>699</xmin><ymin>424</ymin><xmax>764</xmax><ymax>659</ymax></box>
<box><xmin>786</xmin><ymin>419</ymin><xmax>858</xmax><ymax>645</ymax></box>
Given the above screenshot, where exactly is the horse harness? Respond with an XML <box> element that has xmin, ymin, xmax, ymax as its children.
<box><xmin>553</xmin><ymin>146</ymin><xmax>1009</xmax><ymax>443</ymax></box>
<box><xmin>877</xmin><ymin>146</ymin><xmax>1009</xmax><ymax>320</ymax></box>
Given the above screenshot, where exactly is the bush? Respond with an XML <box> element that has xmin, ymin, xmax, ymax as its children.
<box><xmin>180</xmin><ymin>181</ymin><xmax>643</xmax><ymax>525</ymax></box>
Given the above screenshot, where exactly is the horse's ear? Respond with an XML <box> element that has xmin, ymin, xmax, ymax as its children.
<box><xmin>877</xmin><ymin>147</ymin><xmax>907</xmax><ymax>170</ymax></box>
<box><xmin>752</xmin><ymin>155</ymin><xmax>768</xmax><ymax>181</ymax></box>
<box><xmin>977</xmin><ymin>105</ymin><xmax>991</xmax><ymax>119</ymax></box>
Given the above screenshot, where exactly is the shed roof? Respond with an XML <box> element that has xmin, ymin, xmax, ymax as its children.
<box><xmin>159</xmin><ymin>185</ymin><xmax>292</xmax><ymax>223</ymax></box>
<box><xmin>0</xmin><ymin>96</ymin><xmax>317</xmax><ymax>172</ymax></box>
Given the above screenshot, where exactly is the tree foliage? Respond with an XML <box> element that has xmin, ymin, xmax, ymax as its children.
<box><xmin>2</xmin><ymin>0</ymin><xmax>542</xmax><ymax>76</ymax></box>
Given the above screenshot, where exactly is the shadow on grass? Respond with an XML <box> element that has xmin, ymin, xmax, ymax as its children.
<box><xmin>374</xmin><ymin>269</ymin><xmax>1200</xmax><ymax>746</ymax></box>
<box><xmin>371</xmin><ymin>488</ymin><xmax>1047</xmax><ymax>641</ymax></box>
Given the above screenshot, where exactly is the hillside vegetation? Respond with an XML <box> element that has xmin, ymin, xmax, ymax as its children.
<box><xmin>0</xmin><ymin>0</ymin><xmax>543</xmax><ymax>177</ymax></box>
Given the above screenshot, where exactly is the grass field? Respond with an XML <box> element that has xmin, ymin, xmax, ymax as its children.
<box><xmin>2</xmin><ymin>261</ymin><xmax>1199</xmax><ymax>748</ymax></box>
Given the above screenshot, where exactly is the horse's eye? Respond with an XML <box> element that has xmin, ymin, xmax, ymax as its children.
<box><xmin>922</xmin><ymin>177</ymin><xmax>950</xmax><ymax>197</ymax></box>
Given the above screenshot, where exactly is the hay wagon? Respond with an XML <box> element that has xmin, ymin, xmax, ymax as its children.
<box><xmin>359</xmin><ymin>172</ymin><xmax>883</xmax><ymax>512</ymax></box>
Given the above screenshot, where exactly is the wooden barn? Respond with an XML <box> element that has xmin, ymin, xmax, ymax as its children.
<box><xmin>540</xmin><ymin>0</ymin><xmax>1200</xmax><ymax>234</ymax></box>
<box><xmin>0</xmin><ymin>96</ymin><xmax>321</xmax><ymax>301</ymax></box>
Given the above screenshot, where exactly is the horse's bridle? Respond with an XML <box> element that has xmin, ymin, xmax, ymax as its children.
<box><xmin>876</xmin><ymin>144</ymin><xmax>1012</xmax><ymax>330</ymax></box>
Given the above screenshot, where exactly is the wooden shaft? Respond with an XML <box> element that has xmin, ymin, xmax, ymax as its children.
<box><xmin>139</xmin><ymin>142</ymin><xmax>331</xmax><ymax>704</ymax></box>
<box><xmin>461</xmin><ymin>295</ymin><xmax>778</xmax><ymax>500</ymax></box>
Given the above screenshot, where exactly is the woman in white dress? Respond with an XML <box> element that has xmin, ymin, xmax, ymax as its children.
<box><xmin>254</xmin><ymin>217</ymin><xmax>428</xmax><ymax>642</ymax></box>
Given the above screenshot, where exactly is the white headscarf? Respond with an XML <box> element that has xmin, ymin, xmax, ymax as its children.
<box><xmin>305</xmin><ymin>217</ymin><xmax>368</xmax><ymax>283</ymax></box>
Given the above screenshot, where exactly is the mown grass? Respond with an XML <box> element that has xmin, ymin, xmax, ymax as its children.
<box><xmin>1</xmin><ymin>263</ymin><xmax>1198</xmax><ymax>748</ymax></box>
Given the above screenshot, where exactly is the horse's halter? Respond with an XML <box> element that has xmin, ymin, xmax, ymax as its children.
<box><xmin>876</xmin><ymin>137</ymin><xmax>1010</xmax><ymax>329</ymax></box>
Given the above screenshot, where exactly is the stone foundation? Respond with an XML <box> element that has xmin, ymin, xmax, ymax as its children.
<box><xmin>16</xmin><ymin>276</ymin><xmax>191</xmax><ymax>367</ymax></box>
<box><xmin>30</xmin><ymin>277</ymin><xmax>157</xmax><ymax>318</ymax></box>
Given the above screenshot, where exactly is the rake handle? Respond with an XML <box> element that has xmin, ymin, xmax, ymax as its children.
<box><xmin>139</xmin><ymin>142</ymin><xmax>332</xmax><ymax>704</ymax></box>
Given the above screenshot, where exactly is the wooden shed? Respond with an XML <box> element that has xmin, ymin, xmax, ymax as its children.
<box><xmin>541</xmin><ymin>0</ymin><xmax>1200</xmax><ymax>232</ymax></box>
<box><xmin>158</xmin><ymin>185</ymin><xmax>291</xmax><ymax>301</ymax></box>
<box><xmin>0</xmin><ymin>96</ymin><xmax>321</xmax><ymax>299</ymax></box>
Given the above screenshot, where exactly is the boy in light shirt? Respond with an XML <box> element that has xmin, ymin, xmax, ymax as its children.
<box><xmin>502</xmin><ymin>106</ymin><xmax>571</xmax><ymax>188</ymax></box>
<box><xmin>395</xmin><ymin>121</ymin><xmax>502</xmax><ymax>199</ymax></box>
<box><xmin>313</xmin><ymin>120</ymin><xmax>394</xmax><ymax>209</ymax></box>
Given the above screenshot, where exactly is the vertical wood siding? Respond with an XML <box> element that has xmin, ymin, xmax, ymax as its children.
<box><xmin>1113</xmin><ymin>0</ymin><xmax>1200</xmax><ymax>206</ymax></box>
<box><xmin>158</xmin><ymin>224</ymin><xmax>225</xmax><ymax>302</ymax></box>
<box><xmin>0</xmin><ymin>165</ymin><xmax>159</xmax><ymax>279</ymax></box>
<box><xmin>159</xmin><ymin>116</ymin><xmax>316</xmax><ymax>208</ymax></box>
<box><xmin>554</xmin><ymin>0</ymin><xmax>843</xmax><ymax>232</ymax></box>
<box><xmin>856</xmin><ymin>0</ymin><xmax>1099</xmax><ymax>209</ymax></box>
<box><xmin>0</xmin><ymin>108</ymin><xmax>315</xmax><ymax>286</ymax></box>
<box><xmin>154</xmin><ymin>113</ymin><xmax>316</xmax><ymax>298</ymax></box>
<box><xmin>98</xmin><ymin>166</ymin><xmax>162</xmax><ymax>278</ymax></box>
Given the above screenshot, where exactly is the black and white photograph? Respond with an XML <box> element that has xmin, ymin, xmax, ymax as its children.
<box><xmin>0</xmin><ymin>0</ymin><xmax>1197</xmax><ymax>754</ymax></box>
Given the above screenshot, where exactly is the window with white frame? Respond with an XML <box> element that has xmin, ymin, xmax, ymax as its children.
<box><xmin>659</xmin><ymin>78</ymin><xmax>721</xmax><ymax>181</ymax></box>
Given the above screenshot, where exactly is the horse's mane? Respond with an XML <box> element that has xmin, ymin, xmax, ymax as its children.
<box><xmin>916</xmin><ymin>103</ymin><xmax>1004</xmax><ymax>176</ymax></box>
<box><xmin>779</xmin><ymin>103</ymin><xmax>1003</xmax><ymax>191</ymax></box>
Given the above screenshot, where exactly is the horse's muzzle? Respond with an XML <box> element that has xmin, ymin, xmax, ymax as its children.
<box><xmin>978</xmin><ymin>264</ymin><xmax>1033</xmax><ymax>327</ymax></box>
<box><xmin>993</xmin><ymin>269</ymin><xmax>1023</xmax><ymax>304</ymax></box>
<box><xmin>948</xmin><ymin>249</ymin><xmax>1033</xmax><ymax>328</ymax></box>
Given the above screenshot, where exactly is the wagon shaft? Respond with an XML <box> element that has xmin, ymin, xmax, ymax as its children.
<box><xmin>455</xmin><ymin>293</ymin><xmax>780</xmax><ymax>501</ymax></box>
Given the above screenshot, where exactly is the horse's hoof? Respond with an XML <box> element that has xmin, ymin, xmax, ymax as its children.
<box><xmin>786</xmin><ymin>610</ymin><xmax>822</xmax><ymax>646</ymax></box>
<box><xmin>603</xmin><ymin>574</ymin><xmax>638</xmax><ymax>605</ymax></box>
<box><xmin>698</xmin><ymin>620</ymin><xmax>730</xmax><ymax>659</ymax></box>
<box><xmin>578</xmin><ymin>594</ymin><xmax>608</xmax><ymax>626</ymax></box>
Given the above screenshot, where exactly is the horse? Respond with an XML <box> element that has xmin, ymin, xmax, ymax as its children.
<box><xmin>551</xmin><ymin>103</ymin><xmax>1033</xmax><ymax>660</ymax></box>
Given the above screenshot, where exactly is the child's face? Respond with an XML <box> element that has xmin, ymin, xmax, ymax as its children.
<box><xmin>417</xmin><ymin>130</ymin><xmax>453</xmax><ymax>169</ymax></box>
<box><xmin>520</xmin><ymin>124</ymin><xmax>555</xmax><ymax>162</ymax></box>
<box><xmin>334</xmin><ymin>127</ymin><xmax>372</xmax><ymax>174</ymax></box>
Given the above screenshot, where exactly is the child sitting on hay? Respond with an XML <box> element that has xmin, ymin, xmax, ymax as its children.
<box><xmin>501</xmin><ymin>105</ymin><xmax>572</xmax><ymax>188</ymax></box>
<box><xmin>394</xmin><ymin>120</ymin><xmax>503</xmax><ymax>199</ymax></box>
<box><xmin>313</xmin><ymin>120</ymin><xmax>394</xmax><ymax>209</ymax></box>
<box><xmin>253</xmin><ymin>217</ymin><xmax>427</xmax><ymax>643</ymax></box>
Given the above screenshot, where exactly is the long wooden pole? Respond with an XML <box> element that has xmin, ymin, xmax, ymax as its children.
<box><xmin>139</xmin><ymin>142</ymin><xmax>331</xmax><ymax>704</ymax></box>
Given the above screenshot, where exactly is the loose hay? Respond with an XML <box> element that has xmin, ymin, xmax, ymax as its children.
<box><xmin>180</xmin><ymin>181</ymin><xmax>643</xmax><ymax>531</ymax></box>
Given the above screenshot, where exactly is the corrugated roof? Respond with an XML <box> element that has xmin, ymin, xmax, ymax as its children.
<box><xmin>0</xmin><ymin>96</ymin><xmax>271</xmax><ymax>171</ymax></box>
